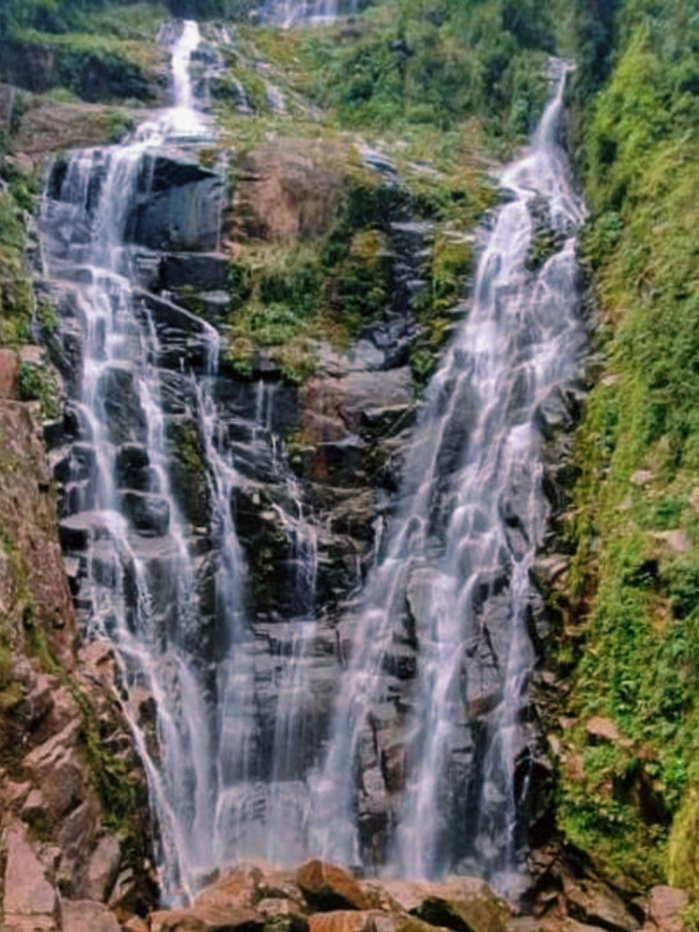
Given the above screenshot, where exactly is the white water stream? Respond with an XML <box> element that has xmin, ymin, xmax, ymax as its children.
<box><xmin>266</xmin><ymin>0</ymin><xmax>358</xmax><ymax>27</ymax></box>
<box><xmin>309</xmin><ymin>62</ymin><xmax>585</xmax><ymax>890</ymax></box>
<box><xmin>41</xmin><ymin>22</ymin><xmax>229</xmax><ymax>903</ymax></box>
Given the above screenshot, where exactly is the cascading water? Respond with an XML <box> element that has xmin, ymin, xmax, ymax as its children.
<box><xmin>40</xmin><ymin>11</ymin><xmax>584</xmax><ymax>903</ymax></box>
<box><xmin>265</xmin><ymin>0</ymin><xmax>358</xmax><ymax>27</ymax></box>
<box><xmin>310</xmin><ymin>62</ymin><xmax>585</xmax><ymax>889</ymax></box>
<box><xmin>203</xmin><ymin>374</ymin><xmax>321</xmax><ymax>868</ymax></box>
<box><xmin>40</xmin><ymin>18</ymin><xmax>324</xmax><ymax>898</ymax></box>
<box><xmin>40</xmin><ymin>21</ymin><xmax>228</xmax><ymax>902</ymax></box>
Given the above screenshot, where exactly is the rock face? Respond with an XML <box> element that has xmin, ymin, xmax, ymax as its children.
<box><xmin>0</xmin><ymin>39</ymin><xmax>166</xmax><ymax>102</ymax></box>
<box><xmin>228</xmin><ymin>140</ymin><xmax>346</xmax><ymax>245</ymax></box>
<box><xmin>126</xmin><ymin>153</ymin><xmax>225</xmax><ymax>252</ymax></box>
<box><xmin>0</xmin><ymin>382</ymin><xmax>154</xmax><ymax>932</ymax></box>
<box><xmin>137</xmin><ymin>862</ymin><xmax>654</xmax><ymax>932</ymax></box>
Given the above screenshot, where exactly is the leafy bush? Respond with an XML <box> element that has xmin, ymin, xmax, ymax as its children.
<box><xmin>19</xmin><ymin>362</ymin><xmax>61</xmax><ymax>418</ymax></box>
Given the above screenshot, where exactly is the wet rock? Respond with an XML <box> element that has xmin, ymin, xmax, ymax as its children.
<box><xmin>127</xmin><ymin>152</ymin><xmax>224</xmax><ymax>252</ymax></box>
<box><xmin>199</xmin><ymin>290</ymin><xmax>231</xmax><ymax>321</ymax></box>
<box><xmin>359</xmin><ymin>404</ymin><xmax>415</xmax><ymax>439</ymax></box>
<box><xmin>59</xmin><ymin>510</ymin><xmax>118</xmax><ymax>551</ymax></box>
<box><xmin>167</xmin><ymin>418</ymin><xmax>211</xmax><ymax>529</ymax></box>
<box><xmin>59</xmin><ymin>899</ymin><xmax>121</xmax><ymax>932</ymax></box>
<box><xmin>534</xmin><ymin>386</ymin><xmax>577</xmax><ymax>440</ymax></box>
<box><xmin>296</xmin><ymin>861</ymin><xmax>370</xmax><ymax>912</ymax></box>
<box><xmin>297</xmin><ymin>436</ymin><xmax>366</xmax><ymax>486</ymax></box>
<box><xmin>98</xmin><ymin>364</ymin><xmax>147</xmax><ymax>446</ymax></box>
<box><xmin>115</xmin><ymin>443</ymin><xmax>150</xmax><ymax>489</ymax></box>
<box><xmin>302</xmin><ymin>369</ymin><xmax>413</xmax><ymax>434</ymax></box>
<box><xmin>161</xmin><ymin>252</ymin><xmax>230</xmax><ymax>292</ymax></box>
<box><xmin>43</xmin><ymin>417</ymin><xmax>66</xmax><ymax>449</ymax></box>
<box><xmin>121</xmin><ymin>490</ymin><xmax>171</xmax><ymax>536</ymax></box>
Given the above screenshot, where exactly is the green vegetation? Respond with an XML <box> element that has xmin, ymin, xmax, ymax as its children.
<box><xmin>210</xmin><ymin>0</ymin><xmax>554</xmax><ymax>383</ymax></box>
<box><xmin>71</xmin><ymin>684</ymin><xmax>142</xmax><ymax>834</ymax></box>
<box><xmin>554</xmin><ymin>0</ymin><xmax>699</xmax><ymax>895</ymax></box>
<box><xmin>0</xmin><ymin>1</ymin><xmax>170</xmax><ymax>103</ymax></box>
<box><xmin>19</xmin><ymin>361</ymin><xmax>61</xmax><ymax>418</ymax></box>
<box><xmin>223</xmin><ymin>185</ymin><xmax>397</xmax><ymax>384</ymax></box>
<box><xmin>249</xmin><ymin>0</ymin><xmax>552</xmax><ymax>151</ymax></box>
<box><xmin>0</xmin><ymin>167</ymin><xmax>35</xmax><ymax>347</ymax></box>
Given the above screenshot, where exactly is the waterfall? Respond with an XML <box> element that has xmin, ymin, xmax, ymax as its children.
<box><xmin>40</xmin><ymin>20</ymin><xmax>227</xmax><ymax>903</ymax></box>
<box><xmin>40</xmin><ymin>11</ymin><xmax>584</xmax><ymax>903</ymax></box>
<box><xmin>40</xmin><ymin>16</ymin><xmax>323</xmax><ymax>898</ymax></box>
<box><xmin>265</xmin><ymin>0</ymin><xmax>358</xmax><ymax>27</ymax></box>
<box><xmin>310</xmin><ymin>62</ymin><xmax>585</xmax><ymax>890</ymax></box>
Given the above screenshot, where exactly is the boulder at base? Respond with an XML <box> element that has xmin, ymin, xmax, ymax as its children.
<box><xmin>296</xmin><ymin>861</ymin><xmax>370</xmax><ymax>912</ymax></box>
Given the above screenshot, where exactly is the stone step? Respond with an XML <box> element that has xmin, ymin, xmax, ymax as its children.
<box><xmin>121</xmin><ymin>491</ymin><xmax>170</xmax><ymax>537</ymax></box>
<box><xmin>59</xmin><ymin>510</ymin><xmax>125</xmax><ymax>551</ymax></box>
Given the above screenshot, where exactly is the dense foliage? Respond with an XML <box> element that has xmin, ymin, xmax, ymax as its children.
<box><xmin>253</xmin><ymin>0</ymin><xmax>555</xmax><ymax>145</ymax></box>
<box><xmin>554</xmin><ymin>0</ymin><xmax>699</xmax><ymax>900</ymax></box>
<box><xmin>0</xmin><ymin>0</ymin><xmax>252</xmax><ymax>37</ymax></box>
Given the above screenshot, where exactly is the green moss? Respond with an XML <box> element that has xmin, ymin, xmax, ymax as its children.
<box><xmin>0</xmin><ymin>638</ymin><xmax>24</xmax><ymax>712</ymax></box>
<box><xmin>19</xmin><ymin>362</ymin><xmax>61</xmax><ymax>419</ymax></box>
<box><xmin>71</xmin><ymin>685</ymin><xmax>140</xmax><ymax>835</ymax></box>
<box><xmin>36</xmin><ymin>295</ymin><xmax>60</xmax><ymax>333</ymax></box>
<box><xmin>669</xmin><ymin>789</ymin><xmax>699</xmax><ymax>895</ymax></box>
<box><xmin>0</xmin><ymin>183</ymin><xmax>33</xmax><ymax>346</ymax></box>
<box><xmin>431</xmin><ymin>235</ymin><xmax>471</xmax><ymax>308</ymax></box>
<box><xmin>558</xmin><ymin>3</ymin><xmax>699</xmax><ymax>887</ymax></box>
<box><xmin>170</xmin><ymin>420</ymin><xmax>206</xmax><ymax>477</ymax></box>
